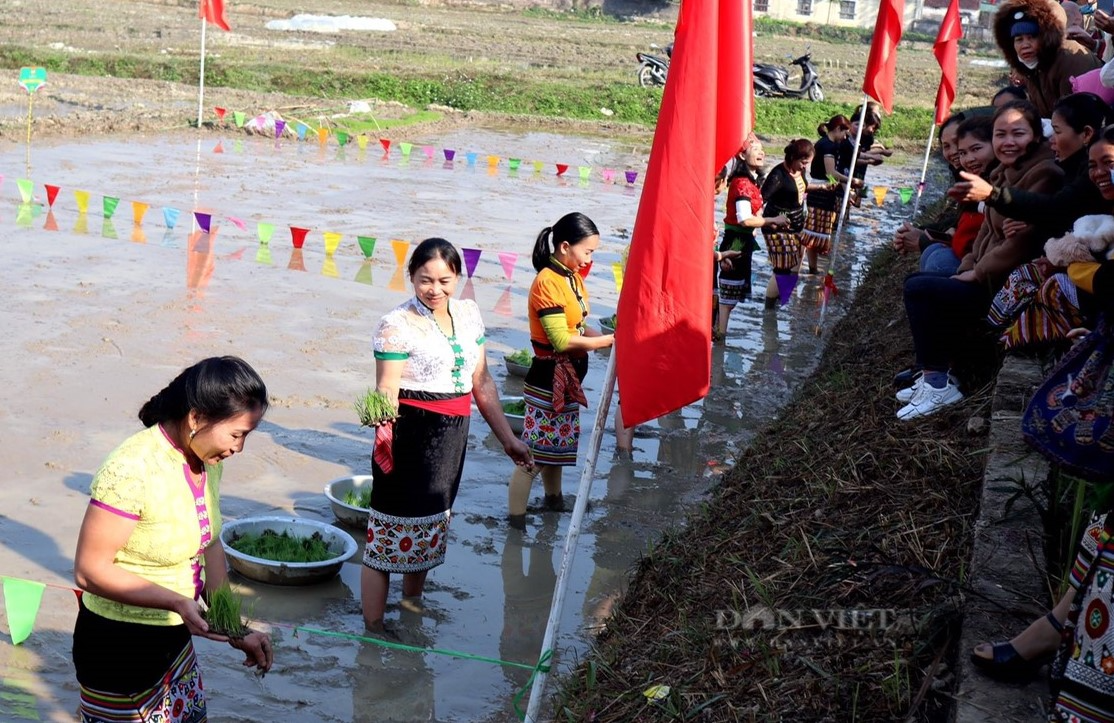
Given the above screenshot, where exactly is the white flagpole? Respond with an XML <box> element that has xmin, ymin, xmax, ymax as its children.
<box><xmin>523</xmin><ymin>348</ymin><xmax>617</xmax><ymax>722</ymax></box>
<box><xmin>197</xmin><ymin>18</ymin><xmax>207</xmax><ymax>129</ymax></box>
<box><xmin>910</xmin><ymin>113</ymin><xmax>938</xmax><ymax>219</ymax></box>
<box><xmin>818</xmin><ymin>94</ymin><xmax>870</xmax><ymax>329</ymax></box>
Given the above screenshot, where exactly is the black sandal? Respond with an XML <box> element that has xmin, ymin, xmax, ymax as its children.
<box><xmin>969</xmin><ymin>612</ymin><xmax>1062</xmax><ymax>683</ymax></box>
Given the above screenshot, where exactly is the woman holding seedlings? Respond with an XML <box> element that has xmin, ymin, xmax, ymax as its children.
<box><xmin>506</xmin><ymin>212</ymin><xmax>614</xmax><ymax>529</ymax></box>
<box><xmin>72</xmin><ymin>356</ymin><xmax>273</xmax><ymax>723</ymax></box>
<box><xmin>362</xmin><ymin>237</ymin><xmax>533</xmax><ymax>633</ymax></box>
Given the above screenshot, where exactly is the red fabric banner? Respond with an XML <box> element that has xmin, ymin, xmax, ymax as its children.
<box><xmin>199</xmin><ymin>0</ymin><xmax>231</xmax><ymax>31</ymax></box>
<box><xmin>615</xmin><ymin>0</ymin><xmax>748</xmax><ymax>428</ymax></box>
<box><xmin>933</xmin><ymin>0</ymin><xmax>963</xmax><ymax>125</ymax></box>
<box><xmin>862</xmin><ymin>0</ymin><xmax>905</xmax><ymax>114</ymax></box>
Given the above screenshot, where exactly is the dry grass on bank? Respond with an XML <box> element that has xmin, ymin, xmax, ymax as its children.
<box><xmin>555</xmin><ymin>248</ymin><xmax>996</xmax><ymax>722</ymax></box>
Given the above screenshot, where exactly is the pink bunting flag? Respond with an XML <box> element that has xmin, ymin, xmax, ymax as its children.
<box><xmin>275</xmin><ymin>119</ymin><xmax>286</xmax><ymax>138</ymax></box>
<box><xmin>459</xmin><ymin>278</ymin><xmax>476</xmax><ymax>302</ymax></box>
<box><xmin>498</xmin><ymin>251</ymin><xmax>517</xmax><ymax>282</ymax></box>
<box><xmin>45</xmin><ymin>184</ymin><xmax>60</xmax><ymax>208</ymax></box>
<box><xmin>494</xmin><ymin>286</ymin><xmax>514</xmax><ymax>317</ymax></box>
<box><xmin>226</xmin><ymin>216</ymin><xmax>247</xmax><ymax>231</ymax></box>
<box><xmin>194</xmin><ymin>212</ymin><xmax>212</xmax><ymax>233</ymax></box>
<box><xmin>391</xmin><ymin>239</ymin><xmax>409</xmax><ymax>268</ymax></box>
<box><xmin>380</xmin><ymin>138</ymin><xmax>391</xmax><ymax>154</ymax></box>
<box><xmin>422</xmin><ymin>145</ymin><xmax>434</xmax><ymax>160</ymax></box>
<box><xmin>462</xmin><ymin>247</ymin><xmax>482</xmax><ymax>277</ymax></box>
<box><xmin>602</xmin><ymin>168</ymin><xmax>615</xmax><ymax>183</ymax></box>
<box><xmin>776</xmin><ymin>273</ymin><xmax>798</xmax><ymax>306</ymax></box>
<box><xmin>290</xmin><ymin>226</ymin><xmax>310</xmax><ymax>249</ymax></box>
<box><xmin>556</xmin><ymin>163</ymin><xmax>569</xmax><ymax>176</ymax></box>
<box><xmin>214</xmin><ymin>106</ymin><xmax>226</xmax><ymax>121</ymax></box>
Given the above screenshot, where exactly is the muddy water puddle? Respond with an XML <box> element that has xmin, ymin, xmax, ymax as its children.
<box><xmin>0</xmin><ymin>128</ymin><xmax>906</xmax><ymax>721</ymax></box>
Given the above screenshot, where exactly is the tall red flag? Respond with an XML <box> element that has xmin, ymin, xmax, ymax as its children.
<box><xmin>199</xmin><ymin>0</ymin><xmax>231</xmax><ymax>31</ymax></box>
<box><xmin>615</xmin><ymin>0</ymin><xmax>749</xmax><ymax>428</ymax></box>
<box><xmin>933</xmin><ymin>0</ymin><xmax>962</xmax><ymax>124</ymax></box>
<box><xmin>862</xmin><ymin>0</ymin><xmax>905</xmax><ymax>113</ymax></box>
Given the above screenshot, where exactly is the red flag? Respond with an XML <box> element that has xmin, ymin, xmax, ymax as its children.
<box><xmin>933</xmin><ymin>0</ymin><xmax>962</xmax><ymax>125</ymax></box>
<box><xmin>199</xmin><ymin>0</ymin><xmax>231</xmax><ymax>31</ymax></box>
<box><xmin>862</xmin><ymin>0</ymin><xmax>905</xmax><ymax>114</ymax></box>
<box><xmin>615</xmin><ymin>0</ymin><xmax>749</xmax><ymax>428</ymax></box>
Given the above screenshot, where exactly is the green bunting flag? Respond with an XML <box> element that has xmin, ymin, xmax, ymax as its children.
<box><xmin>257</xmin><ymin>222</ymin><xmax>275</xmax><ymax>245</ymax></box>
<box><xmin>103</xmin><ymin>196</ymin><xmax>120</xmax><ymax>219</ymax></box>
<box><xmin>3</xmin><ymin>577</ymin><xmax>45</xmax><ymax>645</ymax></box>
<box><xmin>234</xmin><ymin>111</ymin><xmax>246</xmax><ymax>128</ymax></box>
<box><xmin>357</xmin><ymin>236</ymin><xmax>377</xmax><ymax>259</ymax></box>
<box><xmin>16</xmin><ymin>178</ymin><xmax>32</xmax><ymax>204</ymax></box>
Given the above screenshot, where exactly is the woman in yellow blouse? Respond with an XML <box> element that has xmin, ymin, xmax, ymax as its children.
<box><xmin>507</xmin><ymin>212</ymin><xmax>614</xmax><ymax>528</ymax></box>
<box><xmin>72</xmin><ymin>357</ymin><xmax>273</xmax><ymax>723</ymax></box>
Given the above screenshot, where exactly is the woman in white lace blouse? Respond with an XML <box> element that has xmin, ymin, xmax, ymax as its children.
<box><xmin>361</xmin><ymin>238</ymin><xmax>533</xmax><ymax>633</ymax></box>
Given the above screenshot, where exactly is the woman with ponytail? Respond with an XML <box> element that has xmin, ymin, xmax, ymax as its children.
<box><xmin>802</xmin><ymin>114</ymin><xmax>853</xmax><ymax>275</ymax></box>
<box><xmin>72</xmin><ymin>356</ymin><xmax>273</xmax><ymax>723</ymax></box>
<box><xmin>507</xmin><ymin>212</ymin><xmax>614</xmax><ymax>529</ymax></box>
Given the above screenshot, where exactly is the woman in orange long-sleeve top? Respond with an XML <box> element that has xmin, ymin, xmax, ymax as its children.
<box><xmin>506</xmin><ymin>212</ymin><xmax>614</xmax><ymax>529</ymax></box>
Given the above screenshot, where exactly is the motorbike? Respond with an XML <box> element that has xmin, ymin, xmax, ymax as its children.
<box><xmin>636</xmin><ymin>43</ymin><xmax>672</xmax><ymax>88</ymax></box>
<box><xmin>753</xmin><ymin>51</ymin><xmax>824</xmax><ymax>101</ymax></box>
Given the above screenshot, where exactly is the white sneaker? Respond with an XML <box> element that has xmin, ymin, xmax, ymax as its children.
<box><xmin>895</xmin><ymin>372</ymin><xmax>957</xmax><ymax>404</ymax></box>
<box><xmin>895</xmin><ymin>375</ymin><xmax>923</xmax><ymax>403</ymax></box>
<box><xmin>897</xmin><ymin>378</ymin><xmax>963</xmax><ymax>420</ymax></box>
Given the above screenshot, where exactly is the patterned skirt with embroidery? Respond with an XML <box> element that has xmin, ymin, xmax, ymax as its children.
<box><xmin>763</xmin><ymin>230</ymin><xmax>803</xmax><ymax>273</ymax></box>
<box><xmin>1002</xmin><ymin>273</ymin><xmax>1086</xmax><ymax>352</ymax></box>
<box><xmin>364</xmin><ymin>392</ymin><xmax>469</xmax><ymax>574</ymax></box>
<box><xmin>1052</xmin><ymin>516</ymin><xmax>1114</xmax><ymax>722</ymax></box>
<box><xmin>73</xmin><ymin>604</ymin><xmax>206</xmax><ymax>723</ymax></box>
<box><xmin>800</xmin><ymin>207</ymin><xmax>837</xmax><ymax>254</ymax></box>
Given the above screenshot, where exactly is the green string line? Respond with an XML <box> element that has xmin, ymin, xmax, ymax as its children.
<box><xmin>291</xmin><ymin>625</ymin><xmax>544</xmax><ymax>672</ymax></box>
<box><xmin>512</xmin><ymin>649</ymin><xmax>553</xmax><ymax>721</ymax></box>
<box><xmin>293</xmin><ymin>626</ymin><xmax>552</xmax><ymax>719</ymax></box>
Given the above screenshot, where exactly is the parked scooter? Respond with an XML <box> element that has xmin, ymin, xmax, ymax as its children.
<box><xmin>753</xmin><ymin>51</ymin><xmax>824</xmax><ymax>101</ymax></box>
<box><xmin>636</xmin><ymin>43</ymin><xmax>672</xmax><ymax>87</ymax></box>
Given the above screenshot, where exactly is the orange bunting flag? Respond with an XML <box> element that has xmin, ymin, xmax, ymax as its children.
<box><xmin>388</xmin><ymin>267</ymin><xmax>407</xmax><ymax>292</ymax></box>
<box><xmin>199</xmin><ymin>0</ymin><xmax>231</xmax><ymax>31</ymax></box>
<box><xmin>391</xmin><ymin>239</ymin><xmax>409</xmax><ymax>268</ymax></box>
<box><xmin>132</xmin><ymin>201</ymin><xmax>149</xmax><ymax>226</ymax></box>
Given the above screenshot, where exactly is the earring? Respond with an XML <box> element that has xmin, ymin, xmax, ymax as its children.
<box><xmin>189</xmin><ymin>429</ymin><xmax>197</xmax><ymax>441</ymax></box>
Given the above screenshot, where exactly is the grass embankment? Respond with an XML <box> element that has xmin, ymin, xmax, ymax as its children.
<box><xmin>555</xmin><ymin>247</ymin><xmax>996</xmax><ymax>721</ymax></box>
<box><xmin>0</xmin><ymin>46</ymin><xmax>933</xmax><ymax>143</ymax></box>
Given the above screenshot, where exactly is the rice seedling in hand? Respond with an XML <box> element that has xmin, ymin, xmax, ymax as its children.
<box><xmin>354</xmin><ymin>388</ymin><xmax>396</xmax><ymax>427</ymax></box>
